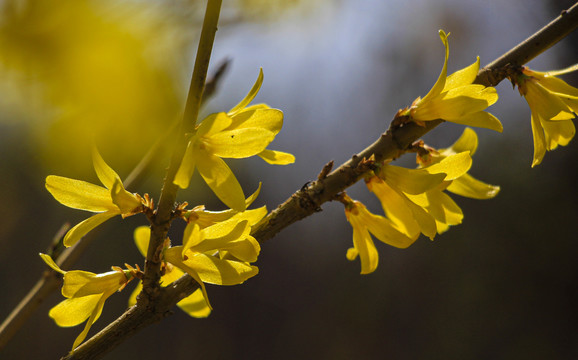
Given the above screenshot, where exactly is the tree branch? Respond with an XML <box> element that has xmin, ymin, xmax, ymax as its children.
<box><xmin>60</xmin><ymin>2</ymin><xmax>578</xmax><ymax>359</ymax></box>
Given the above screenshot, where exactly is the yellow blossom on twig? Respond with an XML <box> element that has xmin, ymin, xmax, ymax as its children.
<box><xmin>510</xmin><ymin>65</ymin><xmax>577</xmax><ymax>167</ymax></box>
<box><xmin>45</xmin><ymin>147</ymin><xmax>148</xmax><ymax>247</ymax></box>
<box><xmin>342</xmin><ymin>195</ymin><xmax>417</xmax><ymax>274</ymax></box>
<box><xmin>39</xmin><ymin>254</ymin><xmax>135</xmax><ymax>350</ymax></box>
<box><xmin>174</xmin><ymin>69</ymin><xmax>294</xmax><ymax>211</ymax></box>
<box><xmin>400</xmin><ymin>30</ymin><xmax>503</xmax><ymax>132</ymax></box>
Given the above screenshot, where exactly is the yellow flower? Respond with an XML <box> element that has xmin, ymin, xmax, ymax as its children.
<box><xmin>185</xmin><ymin>183</ymin><xmax>264</xmax><ymax>228</ymax></box>
<box><xmin>511</xmin><ymin>65</ymin><xmax>577</xmax><ymax>167</ymax></box>
<box><xmin>163</xmin><ymin>210</ymin><xmax>265</xmax><ymax>307</ymax></box>
<box><xmin>129</xmin><ymin>226</ymin><xmax>211</xmax><ymax>318</ymax></box>
<box><xmin>39</xmin><ymin>253</ymin><xmax>134</xmax><ymax>350</ymax></box>
<box><xmin>368</xmin><ymin>128</ymin><xmax>499</xmax><ymax>238</ymax></box>
<box><xmin>45</xmin><ymin>147</ymin><xmax>146</xmax><ymax>247</ymax></box>
<box><xmin>402</xmin><ymin>30</ymin><xmax>502</xmax><ymax>132</ymax></box>
<box><xmin>427</xmin><ymin>127</ymin><xmax>500</xmax><ymax>200</ymax></box>
<box><xmin>343</xmin><ymin>195</ymin><xmax>417</xmax><ymax>274</ymax></box>
<box><xmin>174</xmin><ymin>69</ymin><xmax>294</xmax><ymax>211</ymax></box>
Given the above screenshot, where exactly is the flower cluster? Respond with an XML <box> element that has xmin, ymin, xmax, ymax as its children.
<box><xmin>42</xmin><ymin>70</ymin><xmax>289</xmax><ymax>350</ymax></box>
<box><xmin>342</xmin><ymin>128</ymin><xmax>499</xmax><ymax>274</ymax></box>
<box><xmin>509</xmin><ymin>64</ymin><xmax>577</xmax><ymax>166</ymax></box>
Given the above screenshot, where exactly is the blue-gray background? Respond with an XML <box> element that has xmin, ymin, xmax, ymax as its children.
<box><xmin>1</xmin><ymin>0</ymin><xmax>577</xmax><ymax>359</ymax></box>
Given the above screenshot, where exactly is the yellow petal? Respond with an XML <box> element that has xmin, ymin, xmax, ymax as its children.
<box><xmin>173</xmin><ymin>140</ymin><xmax>197</xmax><ymax>189</ymax></box>
<box><xmin>525</xmin><ymin>81</ymin><xmax>575</xmax><ymax>121</ymax></box>
<box><xmin>423</xmin><ymin>152</ymin><xmax>472</xmax><ymax>180</ymax></box>
<box><xmin>258</xmin><ymin>149</ymin><xmax>295</xmax><ymax>165</ymax></box>
<box><xmin>414</xmin><ymin>85</ymin><xmax>497</xmax><ymax>121</ymax></box>
<box><xmin>530</xmin><ymin>113</ymin><xmax>547</xmax><ymax>167</ymax></box>
<box><xmin>221</xmin><ymin>235</ymin><xmax>261</xmax><ymax>263</ymax></box>
<box><xmin>71</xmin><ymin>294</ymin><xmax>108</xmax><ymax>349</ymax></box>
<box><xmin>62</xmin><ymin>269</ymin><xmax>126</xmax><ymax>298</ymax></box>
<box><xmin>196</xmin><ymin>150</ymin><xmax>246</xmax><ymax>212</ymax></box>
<box><xmin>541</xmin><ymin>117</ymin><xmax>576</xmax><ymax>150</ymax></box>
<box><xmin>440</xmin><ymin>127</ymin><xmax>478</xmax><ymax>156</ymax></box>
<box><xmin>358</xmin><ymin>205</ymin><xmax>417</xmax><ymax>249</ymax></box>
<box><xmin>205</xmin><ymin>128</ymin><xmax>275</xmax><ymax>159</ymax></box>
<box><xmin>163</xmin><ymin>246</ymin><xmax>212</xmax><ymax>310</ymax></box>
<box><xmin>182</xmin><ymin>223</ymin><xmax>203</xmax><ymax>257</ymax></box>
<box><xmin>444</xmin><ymin>111</ymin><xmax>503</xmax><ymax>132</ymax></box>
<box><xmin>133</xmin><ymin>226</ymin><xmax>150</xmax><ymax>257</ymax></box>
<box><xmin>177</xmin><ymin>288</ymin><xmax>211</xmax><ymax>318</ymax></box>
<box><xmin>46</xmin><ymin>175</ymin><xmax>116</xmax><ymax>212</ymax></box>
<box><xmin>39</xmin><ymin>253</ymin><xmax>66</xmax><ymax>275</ymax></box>
<box><xmin>381</xmin><ymin>165</ymin><xmax>446</xmax><ymax>194</ymax></box>
<box><xmin>197</xmin><ymin>112</ymin><xmax>234</xmax><ymax>137</ymax></box>
<box><xmin>49</xmin><ymin>294</ymin><xmax>101</xmax><ymax>327</ymax></box>
<box><xmin>63</xmin><ymin>211</ymin><xmax>119</xmax><ymax>247</ymax></box>
<box><xmin>128</xmin><ymin>282</ymin><xmax>141</xmax><ymax>307</ymax></box>
<box><xmin>447</xmin><ymin>173</ymin><xmax>500</xmax><ymax>199</ymax></box>
<box><xmin>110</xmin><ymin>179</ymin><xmax>142</xmax><ymax>215</ymax></box>
<box><xmin>227</xmin><ymin>68</ymin><xmax>264</xmax><ymax>117</ymax></box>
<box><xmin>346</xmin><ymin>211</ymin><xmax>379</xmax><ymax>274</ymax></box>
<box><xmin>228</xmin><ymin>108</ymin><xmax>283</xmax><ymax>134</ymax></box>
<box><xmin>444</xmin><ymin>57</ymin><xmax>480</xmax><ymax>91</ymax></box>
<box><xmin>419</xmin><ymin>30</ymin><xmax>449</xmax><ymax>104</ymax></box>
<box><xmin>92</xmin><ymin>147</ymin><xmax>121</xmax><ymax>190</ymax></box>
<box><xmin>181</xmin><ymin>252</ymin><xmax>259</xmax><ymax>285</ymax></box>
<box><xmin>192</xmin><ymin>220</ymin><xmax>251</xmax><ymax>254</ymax></box>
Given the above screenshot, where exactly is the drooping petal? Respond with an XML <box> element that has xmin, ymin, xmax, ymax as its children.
<box><xmin>530</xmin><ymin>113</ymin><xmax>547</xmax><ymax>167</ymax></box>
<box><xmin>525</xmin><ymin>81</ymin><xmax>575</xmax><ymax>121</ymax></box>
<box><xmin>358</xmin><ymin>205</ymin><xmax>417</xmax><ymax>249</ymax></box>
<box><xmin>110</xmin><ymin>179</ymin><xmax>142</xmax><ymax>215</ymax></box>
<box><xmin>71</xmin><ymin>294</ymin><xmax>108</xmax><ymax>350</ymax></box>
<box><xmin>258</xmin><ymin>149</ymin><xmax>295</xmax><ymax>165</ymax></box>
<box><xmin>367</xmin><ymin>177</ymin><xmax>436</xmax><ymax>239</ymax></box>
<box><xmin>92</xmin><ymin>147</ymin><xmax>121</xmax><ymax>190</ymax></box>
<box><xmin>195</xmin><ymin>150</ymin><xmax>246</xmax><ymax>212</ymax></box>
<box><xmin>133</xmin><ymin>226</ymin><xmax>150</xmax><ymax>257</ymax></box>
<box><xmin>174</xmin><ymin>141</ymin><xmax>197</xmax><ymax>189</ymax></box>
<box><xmin>345</xmin><ymin>211</ymin><xmax>379</xmax><ymax>274</ymax></box>
<box><xmin>444</xmin><ymin>111</ymin><xmax>503</xmax><ymax>132</ymax></box>
<box><xmin>163</xmin><ymin>246</ymin><xmax>212</xmax><ymax>310</ymax></box>
<box><xmin>205</xmin><ymin>127</ymin><xmax>275</xmax><ymax>159</ymax></box>
<box><xmin>541</xmin><ymin>117</ymin><xmax>576</xmax><ymax>150</ymax></box>
<box><xmin>227</xmin><ymin>68</ymin><xmax>263</xmax><ymax>117</ymax></box>
<box><xmin>446</xmin><ymin>173</ymin><xmax>500</xmax><ymax>199</ymax></box>
<box><xmin>49</xmin><ymin>294</ymin><xmax>101</xmax><ymax>327</ymax></box>
<box><xmin>177</xmin><ymin>288</ymin><xmax>211</xmax><ymax>318</ymax></box>
<box><xmin>45</xmin><ymin>176</ymin><xmax>116</xmax><ymax>212</ymax></box>
<box><xmin>64</xmin><ymin>211</ymin><xmax>119</xmax><ymax>247</ymax></box>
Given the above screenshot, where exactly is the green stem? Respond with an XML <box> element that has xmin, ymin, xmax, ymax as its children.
<box><xmin>139</xmin><ymin>0</ymin><xmax>222</xmax><ymax>303</ymax></box>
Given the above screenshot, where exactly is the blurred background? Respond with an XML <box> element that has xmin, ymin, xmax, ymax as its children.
<box><xmin>1</xmin><ymin>0</ymin><xmax>577</xmax><ymax>359</ymax></box>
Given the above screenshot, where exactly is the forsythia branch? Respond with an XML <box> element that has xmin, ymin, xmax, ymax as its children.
<box><xmin>59</xmin><ymin>3</ymin><xmax>578</xmax><ymax>360</ymax></box>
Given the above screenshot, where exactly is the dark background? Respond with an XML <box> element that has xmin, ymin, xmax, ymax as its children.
<box><xmin>1</xmin><ymin>0</ymin><xmax>577</xmax><ymax>359</ymax></box>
